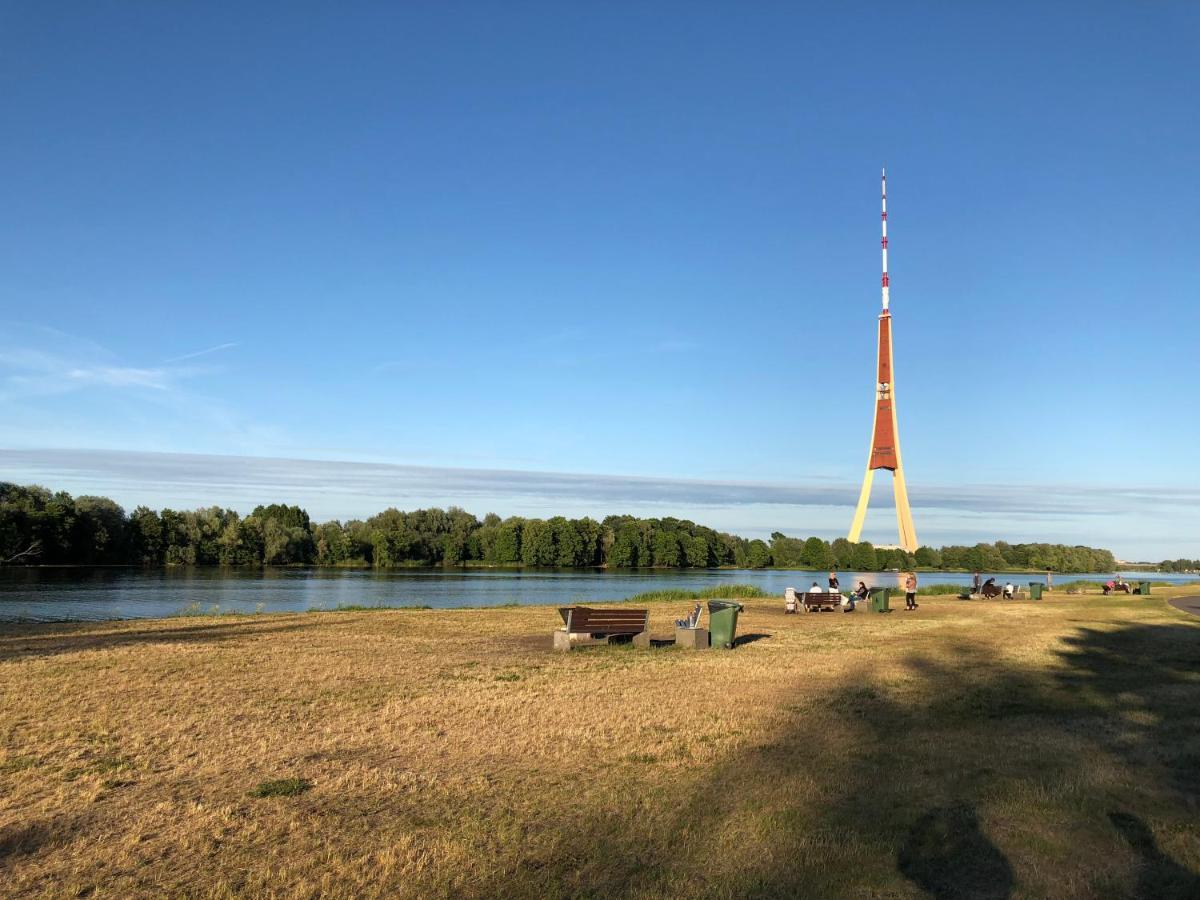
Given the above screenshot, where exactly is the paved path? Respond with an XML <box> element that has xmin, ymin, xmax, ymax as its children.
<box><xmin>1168</xmin><ymin>596</ymin><xmax>1200</xmax><ymax>617</ymax></box>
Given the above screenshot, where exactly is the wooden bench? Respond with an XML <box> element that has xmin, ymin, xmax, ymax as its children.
<box><xmin>801</xmin><ymin>592</ymin><xmax>840</xmax><ymax>613</ymax></box>
<box><xmin>554</xmin><ymin>606</ymin><xmax>650</xmax><ymax>650</ymax></box>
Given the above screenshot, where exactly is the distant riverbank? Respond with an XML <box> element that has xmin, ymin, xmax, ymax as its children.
<box><xmin>2</xmin><ymin>566</ymin><xmax>1196</xmax><ymax>623</ymax></box>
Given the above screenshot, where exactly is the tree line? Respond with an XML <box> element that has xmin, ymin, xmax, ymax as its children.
<box><xmin>1156</xmin><ymin>559</ymin><xmax>1198</xmax><ymax>573</ymax></box>
<box><xmin>766</xmin><ymin>533</ymin><xmax>1115</xmax><ymax>574</ymax></box>
<box><xmin>0</xmin><ymin>483</ymin><xmax>1117</xmax><ymax>572</ymax></box>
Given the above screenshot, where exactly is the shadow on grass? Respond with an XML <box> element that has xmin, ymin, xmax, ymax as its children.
<box><xmin>898</xmin><ymin>803</ymin><xmax>1013</xmax><ymax>899</ymax></box>
<box><xmin>732</xmin><ymin>632</ymin><xmax>770</xmax><ymax>647</ymax></box>
<box><xmin>1109</xmin><ymin>811</ymin><xmax>1200</xmax><ymax>900</ymax></box>
<box><xmin>457</xmin><ymin>621</ymin><xmax>1200</xmax><ymax>898</ymax></box>
<box><xmin>0</xmin><ymin>618</ymin><xmax>317</xmax><ymax>661</ymax></box>
<box><xmin>0</xmin><ymin>820</ymin><xmax>60</xmax><ymax>862</ymax></box>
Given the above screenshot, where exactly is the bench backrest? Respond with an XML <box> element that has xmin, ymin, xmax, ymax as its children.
<box><xmin>559</xmin><ymin>606</ymin><xmax>649</xmax><ymax>635</ymax></box>
<box><xmin>801</xmin><ymin>595</ymin><xmax>840</xmax><ymax>609</ymax></box>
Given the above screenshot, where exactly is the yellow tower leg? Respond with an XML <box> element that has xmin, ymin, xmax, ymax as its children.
<box><xmin>892</xmin><ymin>465</ymin><xmax>918</xmax><ymax>552</ymax></box>
<box><xmin>847</xmin><ymin>467</ymin><xmax>875</xmax><ymax>544</ymax></box>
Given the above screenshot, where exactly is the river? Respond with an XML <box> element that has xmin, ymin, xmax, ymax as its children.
<box><xmin>0</xmin><ymin>567</ymin><xmax>1195</xmax><ymax>623</ymax></box>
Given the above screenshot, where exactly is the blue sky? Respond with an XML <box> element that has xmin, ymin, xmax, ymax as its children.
<box><xmin>1</xmin><ymin>3</ymin><xmax>1197</xmax><ymax>559</ymax></box>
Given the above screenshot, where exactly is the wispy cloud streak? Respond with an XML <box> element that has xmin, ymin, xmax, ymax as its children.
<box><xmin>162</xmin><ymin>342</ymin><xmax>237</xmax><ymax>364</ymax></box>
<box><xmin>1</xmin><ymin>448</ymin><xmax>1195</xmax><ymax>519</ymax></box>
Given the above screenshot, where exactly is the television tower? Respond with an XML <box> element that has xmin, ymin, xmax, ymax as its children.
<box><xmin>847</xmin><ymin>169</ymin><xmax>919</xmax><ymax>552</ymax></box>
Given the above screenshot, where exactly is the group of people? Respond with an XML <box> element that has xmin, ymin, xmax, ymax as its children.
<box><xmin>971</xmin><ymin>573</ymin><xmax>1017</xmax><ymax>599</ymax></box>
<box><xmin>972</xmin><ymin>571</ymin><xmax>1055</xmax><ymax>599</ymax></box>
<box><xmin>798</xmin><ymin>571</ymin><xmax>920</xmax><ymax>611</ymax></box>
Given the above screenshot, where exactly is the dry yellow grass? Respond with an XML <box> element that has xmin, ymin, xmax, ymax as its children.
<box><xmin>2</xmin><ymin>587</ymin><xmax>1199</xmax><ymax>898</ymax></box>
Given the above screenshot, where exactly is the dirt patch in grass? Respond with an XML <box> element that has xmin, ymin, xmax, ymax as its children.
<box><xmin>1</xmin><ymin>590</ymin><xmax>1198</xmax><ymax>897</ymax></box>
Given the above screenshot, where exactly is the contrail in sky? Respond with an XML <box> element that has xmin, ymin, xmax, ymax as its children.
<box><xmin>162</xmin><ymin>342</ymin><xmax>237</xmax><ymax>363</ymax></box>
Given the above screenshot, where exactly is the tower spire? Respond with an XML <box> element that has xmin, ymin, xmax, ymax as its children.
<box><xmin>881</xmin><ymin>168</ymin><xmax>889</xmax><ymax>311</ymax></box>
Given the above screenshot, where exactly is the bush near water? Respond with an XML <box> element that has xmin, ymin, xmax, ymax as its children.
<box><xmin>2</xmin><ymin>482</ymin><xmax>1116</xmax><ymax>573</ymax></box>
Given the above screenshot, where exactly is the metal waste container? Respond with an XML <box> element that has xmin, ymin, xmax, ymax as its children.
<box><xmin>1138</xmin><ymin>581</ymin><xmax>1152</xmax><ymax>596</ymax></box>
<box><xmin>707</xmin><ymin>600</ymin><xmax>743</xmax><ymax>649</ymax></box>
<box><xmin>871</xmin><ymin>588</ymin><xmax>891</xmax><ymax>613</ymax></box>
<box><xmin>1028</xmin><ymin>582</ymin><xmax>1044</xmax><ymax>601</ymax></box>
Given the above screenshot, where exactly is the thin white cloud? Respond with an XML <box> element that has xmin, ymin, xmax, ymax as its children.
<box><xmin>2</xmin><ymin>449</ymin><xmax>1195</xmax><ymax>558</ymax></box>
<box><xmin>0</xmin><ymin>327</ymin><xmax>199</xmax><ymax>399</ymax></box>
<box><xmin>67</xmin><ymin>366</ymin><xmax>172</xmax><ymax>390</ymax></box>
<box><xmin>162</xmin><ymin>342</ymin><xmax>237</xmax><ymax>364</ymax></box>
<box><xmin>3</xmin><ymin>448</ymin><xmax>1197</xmax><ymax>517</ymax></box>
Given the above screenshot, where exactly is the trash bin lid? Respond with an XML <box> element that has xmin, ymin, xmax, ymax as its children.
<box><xmin>707</xmin><ymin>600</ymin><xmax>744</xmax><ymax>612</ymax></box>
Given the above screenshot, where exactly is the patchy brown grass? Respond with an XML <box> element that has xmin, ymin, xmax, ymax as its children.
<box><xmin>2</xmin><ymin>588</ymin><xmax>1199</xmax><ymax>898</ymax></box>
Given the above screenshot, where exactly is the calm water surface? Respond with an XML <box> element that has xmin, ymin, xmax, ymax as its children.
<box><xmin>0</xmin><ymin>567</ymin><xmax>1195</xmax><ymax>623</ymax></box>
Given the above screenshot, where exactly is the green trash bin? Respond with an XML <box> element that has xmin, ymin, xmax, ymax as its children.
<box><xmin>1137</xmin><ymin>581</ymin><xmax>1152</xmax><ymax>596</ymax></box>
<box><xmin>707</xmin><ymin>600</ymin><xmax>744</xmax><ymax>649</ymax></box>
<box><xmin>1028</xmin><ymin>582</ymin><xmax>1044</xmax><ymax>601</ymax></box>
<box><xmin>871</xmin><ymin>588</ymin><xmax>891</xmax><ymax>613</ymax></box>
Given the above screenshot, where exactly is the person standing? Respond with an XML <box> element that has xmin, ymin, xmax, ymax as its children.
<box><xmin>904</xmin><ymin>572</ymin><xmax>918</xmax><ymax>610</ymax></box>
<box><xmin>1046</xmin><ymin>571</ymin><xmax>1053</xmax><ymax>592</ymax></box>
<box><xmin>828</xmin><ymin>571</ymin><xmax>840</xmax><ymax>591</ymax></box>
<box><xmin>972</xmin><ymin>571</ymin><xmax>982</xmax><ymax>594</ymax></box>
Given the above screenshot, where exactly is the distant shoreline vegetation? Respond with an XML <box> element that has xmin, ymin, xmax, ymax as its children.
<box><xmin>1</xmin><ymin>482</ymin><xmax>1123</xmax><ymax>573</ymax></box>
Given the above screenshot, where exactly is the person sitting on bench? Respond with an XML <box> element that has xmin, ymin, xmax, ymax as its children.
<box><xmin>809</xmin><ymin>581</ymin><xmax>824</xmax><ymax>593</ymax></box>
<box><xmin>1003</xmin><ymin>582</ymin><xmax>1015</xmax><ymax>599</ymax></box>
<box><xmin>854</xmin><ymin>581</ymin><xmax>869</xmax><ymax>602</ymax></box>
<box><xmin>982</xmin><ymin>577</ymin><xmax>996</xmax><ymax>593</ymax></box>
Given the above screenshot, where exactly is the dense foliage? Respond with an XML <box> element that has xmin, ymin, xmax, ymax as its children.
<box><xmin>765</xmin><ymin>533</ymin><xmax>1116</xmax><ymax>574</ymax></box>
<box><xmin>0</xmin><ymin>483</ymin><xmax>1118</xmax><ymax>572</ymax></box>
<box><xmin>1156</xmin><ymin>558</ymin><xmax>1198</xmax><ymax>573</ymax></box>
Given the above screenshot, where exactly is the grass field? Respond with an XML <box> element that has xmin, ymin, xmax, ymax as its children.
<box><xmin>2</xmin><ymin>588</ymin><xmax>1198</xmax><ymax>898</ymax></box>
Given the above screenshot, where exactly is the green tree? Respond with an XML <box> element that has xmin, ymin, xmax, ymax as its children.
<box><xmin>73</xmin><ymin>496</ymin><xmax>127</xmax><ymax>564</ymax></box>
<box><xmin>830</xmin><ymin>538</ymin><xmax>855</xmax><ymax>569</ymax></box>
<box><xmin>314</xmin><ymin>521</ymin><xmax>352</xmax><ymax>566</ymax></box>
<box><xmin>914</xmin><ymin>545</ymin><xmax>942</xmax><ymax>568</ymax></box>
<box><xmin>685</xmin><ymin>534</ymin><xmax>710</xmax><ymax>568</ymax></box>
<box><xmin>128</xmin><ymin>506</ymin><xmax>164</xmax><ymax>565</ymax></box>
<box><xmin>521</xmin><ymin>520</ymin><xmax>554</xmax><ymax>566</ymax></box>
<box><xmin>573</xmin><ymin>518</ymin><xmax>603</xmax><ymax>567</ymax></box>
<box><xmin>850</xmin><ymin>541</ymin><xmax>878</xmax><ymax>571</ymax></box>
<box><xmin>745</xmin><ymin>539</ymin><xmax>772</xmax><ymax>568</ymax></box>
<box><xmin>492</xmin><ymin>520</ymin><xmax>522</xmax><ymax>564</ymax></box>
<box><xmin>608</xmin><ymin>523</ymin><xmax>643</xmax><ymax>568</ymax></box>
<box><xmin>653</xmin><ymin>530</ymin><xmax>681</xmax><ymax>567</ymax></box>
<box><xmin>550</xmin><ymin>517</ymin><xmax>583</xmax><ymax>567</ymax></box>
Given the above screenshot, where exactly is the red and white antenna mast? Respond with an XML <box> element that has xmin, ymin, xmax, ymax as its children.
<box><xmin>848</xmin><ymin>167</ymin><xmax>918</xmax><ymax>551</ymax></box>
<box><xmin>881</xmin><ymin>167</ymin><xmax>890</xmax><ymax>312</ymax></box>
